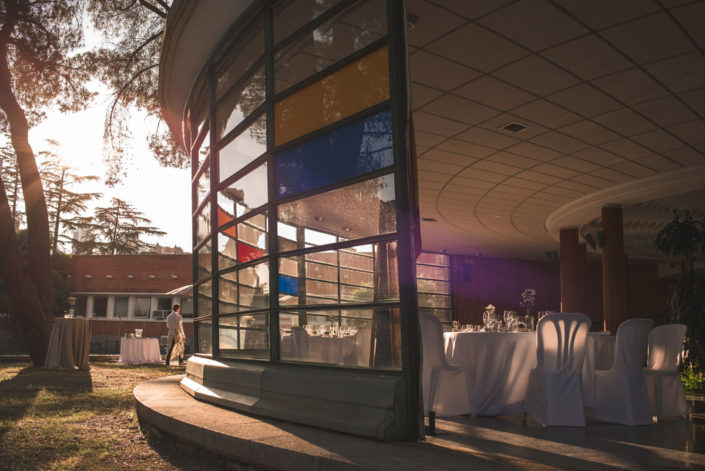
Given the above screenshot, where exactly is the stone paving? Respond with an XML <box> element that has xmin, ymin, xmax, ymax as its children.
<box><xmin>135</xmin><ymin>375</ymin><xmax>705</xmax><ymax>470</ymax></box>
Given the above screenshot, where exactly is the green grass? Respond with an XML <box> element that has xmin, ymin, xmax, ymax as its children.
<box><xmin>0</xmin><ymin>362</ymin><xmax>196</xmax><ymax>471</ymax></box>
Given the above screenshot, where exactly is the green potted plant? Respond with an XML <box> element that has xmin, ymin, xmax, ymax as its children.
<box><xmin>654</xmin><ymin>210</ymin><xmax>705</xmax><ymax>368</ymax></box>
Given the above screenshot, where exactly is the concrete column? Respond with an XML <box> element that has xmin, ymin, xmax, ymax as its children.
<box><xmin>127</xmin><ymin>296</ymin><xmax>136</xmax><ymax>319</ymax></box>
<box><xmin>86</xmin><ymin>296</ymin><xmax>94</xmax><ymax>318</ymax></box>
<box><xmin>560</xmin><ymin>227</ymin><xmax>586</xmax><ymax>313</ymax></box>
<box><xmin>602</xmin><ymin>206</ymin><xmax>627</xmax><ymax>333</ymax></box>
<box><xmin>577</xmin><ymin>243</ymin><xmax>588</xmax><ymax>317</ymax></box>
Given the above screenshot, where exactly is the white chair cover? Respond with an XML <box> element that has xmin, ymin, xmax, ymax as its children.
<box><xmin>644</xmin><ymin>323</ymin><xmax>688</xmax><ymax>419</ymax></box>
<box><xmin>524</xmin><ymin>312</ymin><xmax>591</xmax><ymax>426</ymax></box>
<box><xmin>419</xmin><ymin>313</ymin><xmax>471</xmax><ymax>417</ymax></box>
<box><xmin>585</xmin><ymin>318</ymin><xmax>654</xmax><ymax>425</ymax></box>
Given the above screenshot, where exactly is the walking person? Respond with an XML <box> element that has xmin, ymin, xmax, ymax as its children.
<box><xmin>165</xmin><ymin>304</ymin><xmax>185</xmax><ymax>366</ymax></box>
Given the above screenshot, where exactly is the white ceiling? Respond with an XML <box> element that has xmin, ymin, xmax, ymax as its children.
<box><xmin>408</xmin><ymin>0</ymin><xmax>705</xmax><ymax>260</ymax></box>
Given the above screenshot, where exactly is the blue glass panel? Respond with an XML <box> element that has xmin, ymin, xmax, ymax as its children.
<box><xmin>275</xmin><ymin>110</ymin><xmax>393</xmax><ymax>197</ymax></box>
<box><xmin>278</xmin><ymin>274</ymin><xmax>299</xmax><ymax>296</ymax></box>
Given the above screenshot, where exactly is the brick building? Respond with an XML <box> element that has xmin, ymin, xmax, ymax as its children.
<box><xmin>70</xmin><ymin>254</ymin><xmax>194</xmax><ymax>353</ymax></box>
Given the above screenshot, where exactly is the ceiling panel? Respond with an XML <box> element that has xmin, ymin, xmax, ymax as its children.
<box><xmin>409</xmin><ymin>0</ymin><xmax>705</xmax><ymax>259</ymax></box>
<box><xmin>425</xmin><ymin>23</ymin><xmax>529</xmax><ymax>72</ymax></box>
<box><xmin>477</xmin><ymin>0</ymin><xmax>588</xmax><ymax>51</ymax></box>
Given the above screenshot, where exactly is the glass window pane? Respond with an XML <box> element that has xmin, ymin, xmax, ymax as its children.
<box><xmin>217</xmin><ymin>162</ymin><xmax>268</xmax><ymax>220</ymax></box>
<box><xmin>417</xmin><ymin>252</ymin><xmax>449</xmax><ymax>266</ymax></box>
<box><xmin>197</xmin><ymin>320</ymin><xmax>212</xmax><ymax>354</ymax></box>
<box><xmin>114</xmin><ymin>296</ymin><xmax>129</xmax><ymax>318</ymax></box>
<box><xmin>196</xmin><ymin>202</ymin><xmax>211</xmax><ymax>246</ymax></box>
<box><xmin>416</xmin><ymin>264</ymin><xmax>449</xmax><ymax>281</ymax></box>
<box><xmin>418</xmin><ymin>293</ymin><xmax>451</xmax><ymax>309</ymax></box>
<box><xmin>274</xmin><ymin>0</ymin><xmax>387</xmax><ymax>94</ymax></box>
<box><xmin>92</xmin><ymin>296</ymin><xmax>107</xmax><ymax>317</ymax></box>
<box><xmin>278</xmin><ymin>241</ymin><xmax>397</xmax><ymax>306</ymax></box>
<box><xmin>219</xmin><ymin>114</ymin><xmax>267</xmax><ymax>183</ymax></box>
<box><xmin>274</xmin><ymin>0</ymin><xmax>343</xmax><ymax>44</ymax></box>
<box><xmin>198</xmin><ymin>280</ymin><xmax>212</xmax><ymax>317</ymax></box>
<box><xmin>134</xmin><ymin>297</ymin><xmax>151</xmax><ymax>319</ymax></box>
<box><xmin>194</xmin><ymin>131</ymin><xmax>210</xmax><ymax>169</ymax></box>
<box><xmin>278</xmin><ymin>174</ymin><xmax>395</xmax><ymax>241</ymax></box>
<box><xmin>218</xmin><ymin>212</ymin><xmax>268</xmax><ymax>270</ymax></box>
<box><xmin>195</xmin><ymin>161</ymin><xmax>210</xmax><ymax>206</ymax></box>
<box><xmin>215</xmin><ymin>67</ymin><xmax>265</xmax><ymax>141</ymax></box>
<box><xmin>417</xmin><ymin>279</ymin><xmax>450</xmax><ymax>295</ymax></box>
<box><xmin>181</xmin><ymin>297</ymin><xmax>194</xmax><ymax>318</ymax></box>
<box><xmin>216</xmin><ymin>19</ymin><xmax>264</xmax><ymax>100</ymax></box>
<box><xmin>279</xmin><ymin>307</ymin><xmax>400</xmax><ymax>369</ymax></box>
<box><xmin>274</xmin><ymin>47</ymin><xmax>389</xmax><ymax>146</ymax></box>
<box><xmin>219</xmin><ymin>313</ymin><xmax>269</xmax><ymax>359</ymax></box>
<box><xmin>219</xmin><ymin>271</ymin><xmax>238</xmax><ymax>314</ymax></box>
<box><xmin>196</xmin><ymin>240</ymin><xmax>212</xmax><ymax>282</ymax></box>
<box><xmin>276</xmin><ymin>110</ymin><xmax>393</xmax><ymax>197</ymax></box>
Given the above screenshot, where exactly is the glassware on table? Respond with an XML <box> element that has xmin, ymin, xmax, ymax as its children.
<box><xmin>452</xmin><ymin>320</ymin><xmax>460</xmax><ymax>332</ymax></box>
<box><xmin>482</xmin><ymin>311</ymin><xmax>494</xmax><ymax>330</ymax></box>
<box><xmin>503</xmin><ymin>310</ymin><xmax>517</xmax><ymax>331</ymax></box>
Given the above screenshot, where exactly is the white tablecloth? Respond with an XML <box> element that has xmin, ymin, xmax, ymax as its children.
<box><xmin>119</xmin><ymin>338</ymin><xmax>162</xmax><ymax>364</ymax></box>
<box><xmin>281</xmin><ymin>331</ymin><xmax>369</xmax><ymax>366</ymax></box>
<box><xmin>444</xmin><ymin>332</ymin><xmax>536</xmax><ymax>416</ymax></box>
<box><xmin>443</xmin><ymin>331</ymin><xmax>615</xmax><ymax>416</ymax></box>
<box><xmin>583</xmin><ymin>332</ymin><xmax>616</xmax><ymax>407</ymax></box>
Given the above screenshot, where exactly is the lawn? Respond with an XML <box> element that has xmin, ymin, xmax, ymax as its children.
<box><xmin>0</xmin><ymin>362</ymin><xmax>208</xmax><ymax>471</ymax></box>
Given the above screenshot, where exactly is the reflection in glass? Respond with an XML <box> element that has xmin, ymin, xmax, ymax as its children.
<box><xmin>218</xmin><ymin>262</ymin><xmax>270</xmax><ymax>314</ymax></box>
<box><xmin>218</xmin><ymin>212</ymin><xmax>268</xmax><ymax>270</ymax></box>
<box><xmin>274</xmin><ymin>0</ymin><xmax>386</xmax><ymax>93</ymax></box>
<box><xmin>196</xmin><ymin>202</ymin><xmax>211</xmax><ymax>246</ymax></box>
<box><xmin>197</xmin><ymin>320</ymin><xmax>212</xmax><ymax>354</ymax></box>
<box><xmin>216</xmin><ymin>20</ymin><xmax>264</xmax><ymax>100</ymax></box>
<box><xmin>274</xmin><ymin>47</ymin><xmax>389</xmax><ymax>146</ymax></box>
<box><xmin>276</xmin><ymin>109</ymin><xmax>393</xmax><ymax>197</ymax></box>
<box><xmin>195</xmin><ymin>160</ymin><xmax>210</xmax><ymax>206</ymax></box>
<box><xmin>198</xmin><ymin>280</ymin><xmax>212</xmax><ymax>317</ymax></box>
<box><xmin>216</xmin><ymin>67</ymin><xmax>265</xmax><ymax>141</ymax></box>
<box><xmin>278</xmin><ymin>174</ymin><xmax>395</xmax><ymax>241</ymax></box>
<box><xmin>219</xmin><ymin>113</ymin><xmax>267</xmax><ymax>182</ymax></box>
<box><xmin>277</xmin><ymin>241</ymin><xmax>398</xmax><ymax>306</ymax></box>
<box><xmin>196</xmin><ymin>240</ymin><xmax>212</xmax><ymax>282</ymax></box>
<box><xmin>219</xmin><ymin>313</ymin><xmax>269</xmax><ymax>359</ymax></box>
<box><xmin>279</xmin><ymin>307</ymin><xmax>400</xmax><ymax>369</ymax></box>
<box><xmin>417</xmin><ymin>252</ymin><xmax>452</xmax><ymax>323</ymax></box>
<box><xmin>217</xmin><ymin>162</ymin><xmax>268</xmax><ymax>220</ymax></box>
<box><xmin>194</xmin><ymin>130</ymin><xmax>210</xmax><ymax>168</ymax></box>
<box><xmin>273</xmin><ymin>0</ymin><xmax>343</xmax><ymax>44</ymax></box>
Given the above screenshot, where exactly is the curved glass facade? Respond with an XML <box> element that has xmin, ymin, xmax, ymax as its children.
<box><xmin>187</xmin><ymin>0</ymin><xmax>416</xmax><ymax>374</ymax></box>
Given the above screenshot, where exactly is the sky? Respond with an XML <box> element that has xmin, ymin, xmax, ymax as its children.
<box><xmin>28</xmin><ymin>83</ymin><xmax>193</xmax><ymax>252</ymax></box>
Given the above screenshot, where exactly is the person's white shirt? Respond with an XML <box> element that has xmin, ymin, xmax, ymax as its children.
<box><xmin>166</xmin><ymin>309</ymin><xmax>185</xmax><ymax>338</ymax></box>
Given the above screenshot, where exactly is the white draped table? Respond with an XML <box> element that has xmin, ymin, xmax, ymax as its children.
<box><xmin>280</xmin><ymin>330</ymin><xmax>369</xmax><ymax>366</ymax></box>
<box><xmin>443</xmin><ymin>331</ymin><xmax>616</xmax><ymax>416</ymax></box>
<box><xmin>119</xmin><ymin>338</ymin><xmax>162</xmax><ymax>364</ymax></box>
<box><xmin>444</xmin><ymin>331</ymin><xmax>536</xmax><ymax>416</ymax></box>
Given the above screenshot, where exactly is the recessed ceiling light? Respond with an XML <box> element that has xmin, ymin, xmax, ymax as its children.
<box><xmin>500</xmin><ymin>122</ymin><xmax>528</xmax><ymax>133</ymax></box>
<box><xmin>421</xmin><ymin>217</ymin><xmax>437</xmax><ymax>222</ymax></box>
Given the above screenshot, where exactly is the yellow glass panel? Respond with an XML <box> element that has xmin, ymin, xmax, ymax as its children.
<box><xmin>274</xmin><ymin>46</ymin><xmax>389</xmax><ymax>146</ymax></box>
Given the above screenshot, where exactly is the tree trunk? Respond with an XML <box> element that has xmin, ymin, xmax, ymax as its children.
<box><xmin>52</xmin><ymin>168</ymin><xmax>66</xmax><ymax>257</ymax></box>
<box><xmin>0</xmin><ymin>1</ymin><xmax>55</xmax><ymax>364</ymax></box>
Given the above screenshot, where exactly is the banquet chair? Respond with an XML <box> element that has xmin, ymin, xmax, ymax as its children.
<box><xmin>644</xmin><ymin>323</ymin><xmax>688</xmax><ymax>419</ymax></box>
<box><xmin>524</xmin><ymin>312</ymin><xmax>591</xmax><ymax>426</ymax></box>
<box><xmin>290</xmin><ymin>326</ymin><xmax>310</xmax><ymax>361</ymax></box>
<box><xmin>585</xmin><ymin>318</ymin><xmax>654</xmax><ymax>425</ymax></box>
<box><xmin>419</xmin><ymin>313</ymin><xmax>471</xmax><ymax>419</ymax></box>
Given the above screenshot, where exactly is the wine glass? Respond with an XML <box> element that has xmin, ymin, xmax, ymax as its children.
<box><xmin>482</xmin><ymin>311</ymin><xmax>493</xmax><ymax>330</ymax></box>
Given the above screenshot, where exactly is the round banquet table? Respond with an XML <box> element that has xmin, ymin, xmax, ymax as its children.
<box><xmin>44</xmin><ymin>317</ymin><xmax>91</xmax><ymax>370</ymax></box>
<box><xmin>444</xmin><ymin>331</ymin><xmax>536</xmax><ymax>416</ymax></box>
<box><xmin>119</xmin><ymin>337</ymin><xmax>162</xmax><ymax>364</ymax></box>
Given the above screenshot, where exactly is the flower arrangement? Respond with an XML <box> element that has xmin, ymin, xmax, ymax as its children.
<box><xmin>520</xmin><ymin>289</ymin><xmax>536</xmax><ymax>311</ymax></box>
<box><xmin>484</xmin><ymin>304</ymin><xmax>496</xmax><ymax>315</ymax></box>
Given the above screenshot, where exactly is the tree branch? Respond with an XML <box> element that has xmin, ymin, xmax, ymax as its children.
<box><xmin>137</xmin><ymin>0</ymin><xmax>167</xmax><ymax>19</ymax></box>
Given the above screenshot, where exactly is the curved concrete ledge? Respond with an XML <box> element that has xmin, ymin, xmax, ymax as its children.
<box><xmin>134</xmin><ymin>376</ymin><xmax>528</xmax><ymax>470</ymax></box>
<box><xmin>135</xmin><ymin>375</ymin><xmax>705</xmax><ymax>470</ymax></box>
<box><xmin>545</xmin><ymin>164</ymin><xmax>705</xmax><ymax>240</ymax></box>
